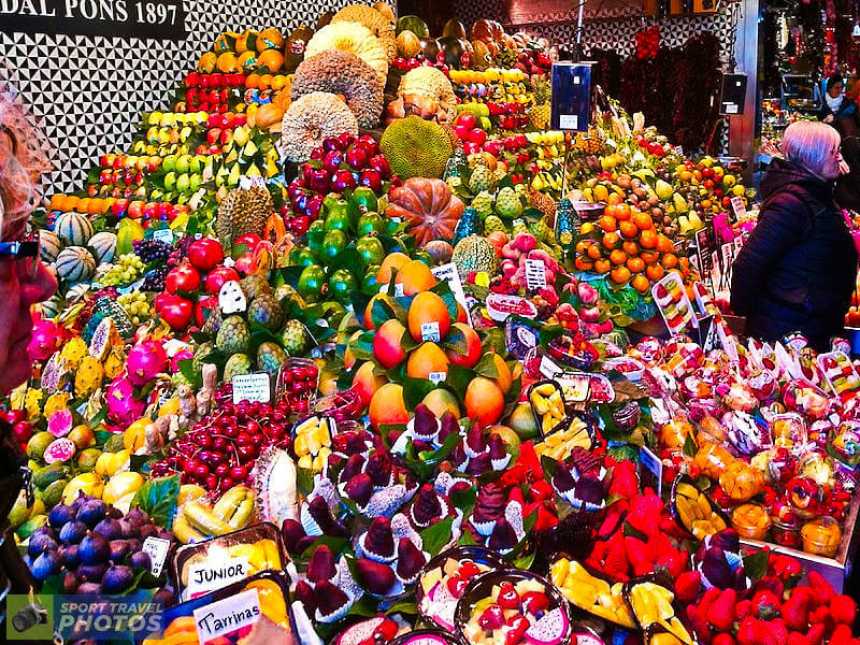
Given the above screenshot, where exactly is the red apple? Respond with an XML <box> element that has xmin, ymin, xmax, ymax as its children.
<box><xmin>188</xmin><ymin>238</ymin><xmax>225</xmax><ymax>272</ymax></box>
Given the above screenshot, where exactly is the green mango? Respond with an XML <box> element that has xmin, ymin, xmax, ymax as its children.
<box><xmin>297</xmin><ymin>264</ymin><xmax>327</xmax><ymax>302</ymax></box>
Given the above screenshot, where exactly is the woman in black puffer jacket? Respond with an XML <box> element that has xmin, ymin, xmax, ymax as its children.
<box><xmin>731</xmin><ymin>121</ymin><xmax>858</xmax><ymax>350</ymax></box>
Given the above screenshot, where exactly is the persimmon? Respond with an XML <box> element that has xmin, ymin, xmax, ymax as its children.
<box><xmin>587</xmin><ymin>244</ymin><xmax>603</xmax><ymax>260</ymax></box>
<box><xmin>646</xmin><ymin>264</ymin><xmax>665</xmax><ymax>281</ymax></box>
<box><xmin>639</xmin><ymin>230</ymin><xmax>658</xmax><ymax>249</ymax></box>
<box><xmin>594</xmin><ymin>259</ymin><xmax>611</xmax><ymax>274</ymax></box>
<box><xmin>633</xmin><ymin>212</ymin><xmax>654</xmax><ymax>230</ymax></box>
<box><xmin>610</xmin><ymin>249</ymin><xmax>627</xmax><ymax>265</ymax></box>
<box><xmin>626</xmin><ymin>257</ymin><xmax>645</xmax><ymax>273</ymax></box>
<box><xmin>623</xmin><ymin>241</ymin><xmax>640</xmax><ymax>257</ymax></box>
<box><xmin>615</xmin><ymin>203</ymin><xmax>631</xmax><ymax>221</ymax></box>
<box><xmin>656</xmin><ymin>235</ymin><xmax>675</xmax><ymax>254</ymax></box>
<box><xmin>602</xmin><ymin>232</ymin><xmax>621</xmax><ymax>250</ymax></box>
<box><xmin>661</xmin><ymin>253</ymin><xmax>679</xmax><ymax>269</ymax></box>
<box><xmin>598</xmin><ymin>215</ymin><xmax>617</xmax><ymax>232</ymax></box>
<box><xmin>607</xmin><ymin>192</ymin><xmax>623</xmax><ymax>206</ymax></box>
<box><xmin>640</xmin><ymin>251</ymin><xmax>658</xmax><ymax>265</ymax></box>
<box><xmin>620</xmin><ymin>221</ymin><xmax>639</xmax><ymax>239</ymax></box>
<box><xmin>632</xmin><ymin>274</ymin><xmax>650</xmax><ymax>293</ymax></box>
<box><xmin>575</xmin><ymin>257</ymin><xmax>594</xmax><ymax>271</ymax></box>
<box><xmin>610</xmin><ymin>266</ymin><xmax>631</xmax><ymax>285</ymax></box>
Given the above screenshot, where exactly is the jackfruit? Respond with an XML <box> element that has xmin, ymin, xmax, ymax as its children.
<box><xmin>379</xmin><ymin>115</ymin><xmax>454</xmax><ymax>179</ymax></box>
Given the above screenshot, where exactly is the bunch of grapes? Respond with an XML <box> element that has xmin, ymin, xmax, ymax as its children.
<box><xmin>117</xmin><ymin>292</ymin><xmax>152</xmax><ymax>326</ymax></box>
<box><xmin>133</xmin><ymin>239</ymin><xmax>173</xmax><ymax>263</ymax></box>
<box><xmin>142</xmin><ymin>266</ymin><xmax>169</xmax><ymax>292</ymax></box>
<box><xmin>98</xmin><ymin>254</ymin><xmax>146</xmax><ymax>287</ymax></box>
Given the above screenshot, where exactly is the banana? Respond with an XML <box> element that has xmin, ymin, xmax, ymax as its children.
<box><xmin>183</xmin><ymin>500</ymin><xmax>231</xmax><ymax>536</ymax></box>
<box><xmin>172</xmin><ymin>513</ymin><xmax>204</xmax><ymax>544</ymax></box>
<box><xmin>228</xmin><ymin>498</ymin><xmax>254</xmax><ymax>530</ymax></box>
<box><xmin>213</xmin><ymin>485</ymin><xmax>251</xmax><ymax>520</ymax></box>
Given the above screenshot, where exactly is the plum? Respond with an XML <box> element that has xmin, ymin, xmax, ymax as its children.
<box><xmin>79</xmin><ymin>533</ymin><xmax>110</xmax><ymax>565</ymax></box>
<box><xmin>76</xmin><ymin>582</ymin><xmax>102</xmax><ymax>594</ymax></box>
<box><xmin>125</xmin><ymin>539</ymin><xmax>142</xmax><ymax>553</ymax></box>
<box><xmin>130</xmin><ymin>552</ymin><xmax>151</xmax><ymax>571</ymax></box>
<box><xmin>109</xmin><ymin>540</ymin><xmax>131</xmax><ymax>562</ymax></box>
<box><xmin>48</xmin><ymin>504</ymin><xmax>74</xmax><ymax>529</ymax></box>
<box><xmin>76</xmin><ymin>499</ymin><xmax>107</xmax><ymax>528</ymax></box>
<box><xmin>93</xmin><ymin>518</ymin><xmax>122</xmax><ymax>540</ymax></box>
<box><xmin>102</xmin><ymin>565</ymin><xmax>133</xmax><ymax>593</ymax></box>
<box><xmin>152</xmin><ymin>587</ymin><xmax>176</xmax><ymax>609</ymax></box>
<box><xmin>60</xmin><ymin>544</ymin><xmax>80</xmax><ymax>568</ymax></box>
<box><xmin>77</xmin><ymin>563</ymin><xmax>107</xmax><ymax>582</ymax></box>
<box><xmin>28</xmin><ymin>533</ymin><xmax>58</xmax><ymax>558</ymax></box>
<box><xmin>106</xmin><ymin>506</ymin><xmax>123</xmax><ymax>519</ymax></box>
<box><xmin>59</xmin><ymin>520</ymin><xmax>88</xmax><ymax>545</ymax></box>
<box><xmin>31</xmin><ymin>550</ymin><xmax>61</xmax><ymax>582</ymax></box>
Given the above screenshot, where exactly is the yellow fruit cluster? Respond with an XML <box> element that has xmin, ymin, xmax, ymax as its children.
<box><xmin>529</xmin><ymin>382</ymin><xmax>565</xmax><ymax>435</ymax></box>
<box><xmin>293</xmin><ymin>415</ymin><xmax>333</xmax><ymax>472</ymax></box>
<box><xmin>448</xmin><ymin>68</ymin><xmax>528</xmax><ymax>83</ymax></box>
<box><xmin>534</xmin><ymin>417</ymin><xmax>591</xmax><ymax>461</ymax></box>
<box><xmin>675</xmin><ymin>481</ymin><xmax>727</xmax><ymax>540</ymax></box>
<box><xmin>551</xmin><ymin>558</ymin><xmax>636</xmax><ymax>628</ymax></box>
<box><xmin>173</xmin><ymin>485</ymin><xmax>255</xmax><ymax>543</ymax></box>
<box><xmin>629</xmin><ymin>582</ymin><xmax>693</xmax><ymax>644</ymax></box>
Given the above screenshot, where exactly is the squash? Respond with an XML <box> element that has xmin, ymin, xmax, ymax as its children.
<box><xmin>255</xmin><ymin>103</ymin><xmax>284</xmax><ymax>129</ymax></box>
<box><xmin>396</xmin><ymin>30</ymin><xmax>422</xmax><ymax>58</ymax></box>
<box><xmin>385</xmin><ymin>178</ymin><xmax>465</xmax><ymax>246</ymax></box>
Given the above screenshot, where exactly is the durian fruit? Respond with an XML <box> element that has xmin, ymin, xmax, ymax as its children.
<box><xmin>216</xmin><ymin>181</ymin><xmax>273</xmax><ymax>247</ymax></box>
<box><xmin>291</xmin><ymin>50</ymin><xmax>384</xmax><ymax>129</ymax></box>
<box><xmin>280</xmin><ymin>92</ymin><xmax>358</xmax><ymax>162</ymax></box>
<box><xmin>379</xmin><ymin>115</ymin><xmax>454</xmax><ymax>179</ymax></box>
<box><xmin>331</xmin><ymin>4</ymin><xmax>397</xmax><ymax>62</ymax></box>
<box><xmin>305</xmin><ymin>22</ymin><xmax>388</xmax><ymax>84</ymax></box>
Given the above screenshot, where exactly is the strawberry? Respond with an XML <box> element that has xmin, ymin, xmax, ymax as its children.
<box><xmin>497</xmin><ymin>582</ymin><xmax>520</xmax><ymax>609</ymax></box>
<box><xmin>736</xmin><ymin>600</ymin><xmax>751</xmax><ymax>621</ymax></box>
<box><xmin>755</xmin><ymin>575</ymin><xmax>785</xmax><ymax>599</ymax></box>
<box><xmin>625</xmin><ymin>536</ymin><xmax>653</xmax><ymax>577</ymax></box>
<box><xmin>686</xmin><ymin>604</ymin><xmax>710</xmax><ymax>642</ymax></box>
<box><xmin>752</xmin><ymin>590</ymin><xmax>782</xmax><ymax>620</ymax></box>
<box><xmin>737</xmin><ymin>616</ymin><xmax>761</xmax><ymax>645</ymax></box>
<box><xmin>809</xmin><ymin>605</ymin><xmax>831</xmax><ymax>628</ymax></box>
<box><xmin>675</xmin><ymin>570</ymin><xmax>703</xmax><ymax>604</ymax></box>
<box><xmin>805</xmin><ymin>623</ymin><xmax>826</xmax><ymax>645</ymax></box>
<box><xmin>830</xmin><ymin>595</ymin><xmax>857</xmax><ymax>625</ymax></box>
<box><xmin>782</xmin><ymin>590</ymin><xmax>811</xmax><ymax>631</ymax></box>
<box><xmin>829</xmin><ymin>625</ymin><xmax>855</xmax><ymax>645</ymax></box>
<box><xmin>520</xmin><ymin>591</ymin><xmax>549</xmax><ymax>615</ymax></box>
<box><xmin>478</xmin><ymin>604</ymin><xmax>505</xmax><ymax>630</ymax></box>
<box><xmin>787</xmin><ymin>633</ymin><xmax>810</xmax><ymax>645</ymax></box>
<box><xmin>708</xmin><ymin>588</ymin><xmax>737</xmax><ymax>632</ymax></box>
<box><xmin>446</xmin><ymin>576</ymin><xmax>468</xmax><ymax>597</ymax></box>
<box><xmin>458</xmin><ymin>561</ymin><xmax>481</xmax><ymax>578</ymax></box>
<box><xmin>713</xmin><ymin>633</ymin><xmax>736</xmax><ymax>645</ymax></box>
<box><xmin>770</xmin><ymin>618</ymin><xmax>789</xmax><ymax>645</ymax></box>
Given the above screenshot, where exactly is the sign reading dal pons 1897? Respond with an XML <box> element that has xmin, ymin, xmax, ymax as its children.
<box><xmin>0</xmin><ymin>0</ymin><xmax>187</xmax><ymax>40</ymax></box>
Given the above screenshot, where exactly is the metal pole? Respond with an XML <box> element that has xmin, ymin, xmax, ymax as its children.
<box><xmin>576</xmin><ymin>0</ymin><xmax>586</xmax><ymax>46</ymax></box>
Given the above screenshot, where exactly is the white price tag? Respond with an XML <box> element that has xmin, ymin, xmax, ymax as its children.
<box><xmin>141</xmin><ymin>536</ymin><xmax>171</xmax><ymax>578</ymax></box>
<box><xmin>524</xmin><ymin>259</ymin><xmax>547</xmax><ymax>291</ymax></box>
<box><xmin>232</xmin><ymin>372</ymin><xmax>271</xmax><ymax>404</ymax></box>
<box><xmin>539</xmin><ymin>355</ymin><xmax>562</xmax><ymax>379</ymax></box>
<box><xmin>428</xmin><ymin>371</ymin><xmax>447</xmax><ymax>384</ymax></box>
<box><xmin>730</xmin><ymin>196</ymin><xmax>747</xmax><ymax>218</ymax></box>
<box><xmin>421</xmin><ymin>322</ymin><xmax>441</xmax><ymax>343</ymax></box>
<box><xmin>186</xmin><ymin>557</ymin><xmax>251</xmax><ymax>599</ymax></box>
<box><xmin>193</xmin><ymin>588</ymin><xmax>261</xmax><ymax>641</ymax></box>
<box><xmin>432</xmin><ymin>263</ymin><xmax>472</xmax><ymax>326</ymax></box>
<box><xmin>559</xmin><ymin>114</ymin><xmax>578</xmax><ymax>130</ymax></box>
<box><xmin>152</xmin><ymin>229</ymin><xmax>174</xmax><ymax>244</ymax></box>
<box><xmin>639</xmin><ymin>446</ymin><xmax>663</xmax><ymax>497</ymax></box>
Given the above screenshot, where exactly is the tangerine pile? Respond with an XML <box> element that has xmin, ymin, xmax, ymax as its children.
<box><xmin>574</xmin><ymin>194</ymin><xmax>689</xmax><ymax>292</ymax></box>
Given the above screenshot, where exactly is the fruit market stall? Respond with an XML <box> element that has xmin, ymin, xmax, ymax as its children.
<box><xmin>4</xmin><ymin>4</ymin><xmax>860</xmax><ymax>645</ymax></box>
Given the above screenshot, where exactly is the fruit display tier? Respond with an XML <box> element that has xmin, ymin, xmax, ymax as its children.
<box><xmin>4</xmin><ymin>7</ymin><xmax>860</xmax><ymax>645</ymax></box>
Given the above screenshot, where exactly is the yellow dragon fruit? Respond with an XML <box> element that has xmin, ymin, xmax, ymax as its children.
<box><xmin>25</xmin><ymin>388</ymin><xmax>43</xmax><ymax>420</ymax></box>
<box><xmin>103</xmin><ymin>346</ymin><xmax>126</xmax><ymax>379</ymax></box>
<box><xmin>60</xmin><ymin>337</ymin><xmax>88</xmax><ymax>369</ymax></box>
<box><xmin>75</xmin><ymin>356</ymin><xmax>104</xmax><ymax>398</ymax></box>
<box><xmin>43</xmin><ymin>392</ymin><xmax>71</xmax><ymax>418</ymax></box>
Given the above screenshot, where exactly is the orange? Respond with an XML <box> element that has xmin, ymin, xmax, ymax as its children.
<box><xmin>639</xmin><ymin>229</ymin><xmax>657</xmax><ymax>249</ymax></box>
<box><xmin>622</xmin><ymin>241</ymin><xmax>639</xmax><ymax>257</ymax></box>
<box><xmin>258</xmin><ymin>74</ymin><xmax>274</xmax><ymax>90</ymax></box>
<box><xmin>656</xmin><ymin>235</ymin><xmax>674</xmax><ymax>254</ymax></box>
<box><xmin>604</xmin><ymin>204</ymin><xmax>617</xmax><ymax>219</ymax></box>
<box><xmin>271</xmin><ymin>75</ymin><xmax>288</xmax><ymax>91</ymax></box>
<box><xmin>369</xmin><ymin>383</ymin><xmax>408</xmax><ymax>428</ymax></box>
<box><xmin>257</xmin><ymin>49</ymin><xmax>284</xmax><ymax>73</ymax></box>
<box><xmin>620</xmin><ymin>221</ymin><xmax>639</xmax><ymax>239</ymax></box>
<box><xmin>610</xmin><ymin>266</ymin><xmax>631</xmax><ymax>285</ymax></box>
<box><xmin>245</xmin><ymin>73</ymin><xmax>261</xmax><ymax>89</ymax></box>
<box><xmin>632</xmin><ymin>274</ymin><xmax>650</xmax><ymax>293</ymax></box>
<box><xmin>408</xmin><ymin>292</ymin><xmax>451</xmax><ymax>342</ymax></box>
<box><xmin>575</xmin><ymin>257</ymin><xmax>594</xmax><ymax>271</ymax></box>
<box><xmin>633</xmin><ymin>212</ymin><xmax>654</xmax><ymax>230</ymax></box>
<box><xmin>601</xmin><ymin>232</ymin><xmax>620</xmax><ymax>250</ymax></box>
<box><xmin>257</xmin><ymin>27</ymin><xmax>284</xmax><ymax>52</ymax></box>
<box><xmin>489</xmin><ymin>353</ymin><xmax>513</xmax><ymax>393</ymax></box>
<box><xmin>352</xmin><ymin>361</ymin><xmax>387</xmax><ymax>407</ymax></box>
<box><xmin>609</xmin><ymin>249</ymin><xmax>627</xmax><ymax>266</ymax></box>
<box><xmin>594</xmin><ymin>259</ymin><xmax>611</xmax><ymax>274</ymax></box>
<box><xmin>586</xmin><ymin>244</ymin><xmax>603</xmax><ymax>260</ymax></box>
<box><xmin>198</xmin><ymin>52</ymin><xmax>217</xmax><ymax>73</ymax></box>
<box><xmin>464</xmin><ymin>377</ymin><xmax>505</xmax><ymax>427</ymax></box>
<box><xmin>606</xmin><ymin>192</ymin><xmax>623</xmax><ymax>206</ymax></box>
<box><xmin>646</xmin><ymin>264</ymin><xmax>665</xmax><ymax>281</ymax></box>
<box><xmin>575</xmin><ymin>240</ymin><xmax>592</xmax><ymax>256</ymax></box>
<box><xmin>216</xmin><ymin>52</ymin><xmax>239</xmax><ymax>73</ymax></box>
<box><xmin>598</xmin><ymin>215</ymin><xmax>617</xmax><ymax>232</ymax></box>
<box><xmin>49</xmin><ymin>194</ymin><xmax>64</xmax><ymax>210</ymax></box>
<box><xmin>406</xmin><ymin>342</ymin><xmax>450</xmax><ymax>380</ymax></box>
<box><xmin>239</xmin><ymin>52</ymin><xmax>258</xmax><ymax>73</ymax></box>
<box><xmin>397</xmin><ymin>260</ymin><xmax>437</xmax><ymax>296</ymax></box>
<box><xmin>377</xmin><ymin>252</ymin><xmax>410</xmax><ymax>285</ymax></box>
<box><xmin>615</xmin><ymin>203</ymin><xmax>631</xmax><ymax>221</ymax></box>
<box><xmin>661</xmin><ymin>253</ymin><xmax>679</xmax><ymax>269</ymax></box>
<box><xmin>77</xmin><ymin>198</ymin><xmax>91</xmax><ymax>213</ymax></box>
<box><xmin>626</xmin><ymin>257</ymin><xmax>645</xmax><ymax>273</ymax></box>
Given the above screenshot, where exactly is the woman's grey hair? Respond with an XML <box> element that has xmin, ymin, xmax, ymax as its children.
<box><xmin>782</xmin><ymin>120</ymin><xmax>841</xmax><ymax>178</ymax></box>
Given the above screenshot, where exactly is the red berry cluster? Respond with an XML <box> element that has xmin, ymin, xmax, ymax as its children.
<box><xmin>181</xmin><ymin>72</ymin><xmax>245</xmax><ymax>113</ymax></box>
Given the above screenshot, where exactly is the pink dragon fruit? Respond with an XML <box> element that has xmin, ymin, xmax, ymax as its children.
<box><xmin>28</xmin><ymin>318</ymin><xmax>65</xmax><ymax>361</ymax></box>
<box><xmin>525</xmin><ymin>607</ymin><xmax>570</xmax><ymax>645</ymax></box>
<box><xmin>126</xmin><ymin>341</ymin><xmax>168</xmax><ymax>387</ymax></box>
<box><xmin>170</xmin><ymin>348</ymin><xmax>194</xmax><ymax>374</ymax></box>
<box><xmin>105</xmin><ymin>376</ymin><xmax>146</xmax><ymax>426</ymax></box>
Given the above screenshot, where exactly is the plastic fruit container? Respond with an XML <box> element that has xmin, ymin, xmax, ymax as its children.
<box><xmin>314</xmin><ymin>387</ymin><xmax>364</xmax><ymax>422</ymax></box>
<box><xmin>771</xmin><ymin>518</ymin><xmax>802</xmax><ymax>549</ymax></box>
<box><xmin>800</xmin><ymin>516</ymin><xmax>842</xmax><ymax>557</ymax></box>
<box><xmin>731</xmin><ymin>503</ymin><xmax>772</xmax><ymax>540</ymax></box>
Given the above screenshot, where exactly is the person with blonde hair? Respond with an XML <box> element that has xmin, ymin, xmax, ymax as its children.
<box><xmin>731</xmin><ymin>121</ymin><xmax>857</xmax><ymax>350</ymax></box>
<box><xmin>0</xmin><ymin>73</ymin><xmax>58</xmax><ymax>607</ymax></box>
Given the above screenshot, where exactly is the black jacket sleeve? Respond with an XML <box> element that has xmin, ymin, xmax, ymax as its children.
<box><xmin>730</xmin><ymin>193</ymin><xmax>807</xmax><ymax>315</ymax></box>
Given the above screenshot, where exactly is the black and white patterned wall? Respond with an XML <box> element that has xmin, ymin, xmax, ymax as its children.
<box><xmin>0</xmin><ymin>0</ymin><xmax>393</xmax><ymax>193</ymax></box>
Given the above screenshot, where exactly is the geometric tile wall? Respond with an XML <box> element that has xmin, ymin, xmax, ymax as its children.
<box><xmin>1</xmin><ymin>0</ymin><xmax>734</xmax><ymax>195</ymax></box>
<box><xmin>0</xmin><ymin>0</ymin><xmax>393</xmax><ymax>193</ymax></box>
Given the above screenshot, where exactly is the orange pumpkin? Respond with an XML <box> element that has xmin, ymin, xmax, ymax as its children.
<box><xmin>385</xmin><ymin>177</ymin><xmax>465</xmax><ymax>246</ymax></box>
<box><xmin>255</xmin><ymin>103</ymin><xmax>284</xmax><ymax>129</ymax></box>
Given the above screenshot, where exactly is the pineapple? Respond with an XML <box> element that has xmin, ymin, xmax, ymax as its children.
<box><xmin>529</xmin><ymin>77</ymin><xmax>551</xmax><ymax>130</ymax></box>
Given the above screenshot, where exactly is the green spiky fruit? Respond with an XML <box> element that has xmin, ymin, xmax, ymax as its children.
<box><xmin>483</xmin><ymin>215</ymin><xmax>506</xmax><ymax>235</ymax></box>
<box><xmin>468</xmin><ymin>163</ymin><xmax>493</xmax><ymax>194</ymax></box>
<box><xmin>240</xmin><ymin>274</ymin><xmax>272</xmax><ymax>301</ymax></box>
<box><xmin>471</xmin><ymin>191</ymin><xmax>494</xmax><ymax>218</ymax></box>
<box><xmin>452</xmin><ymin>235</ymin><xmax>499</xmax><ymax>278</ymax></box>
<box><xmin>529</xmin><ymin>218</ymin><xmax>555</xmax><ymax>243</ymax></box>
<box><xmin>247</xmin><ymin>293</ymin><xmax>284</xmax><ymax>331</ymax></box>
<box><xmin>257</xmin><ymin>342</ymin><xmax>287</xmax><ymax>377</ymax></box>
<box><xmin>379</xmin><ymin>115</ymin><xmax>454</xmax><ymax>179</ymax></box>
<box><xmin>223</xmin><ymin>353</ymin><xmax>253</xmax><ymax>381</ymax></box>
<box><xmin>216</xmin><ymin>316</ymin><xmax>251</xmax><ymax>354</ymax></box>
<box><xmin>200</xmin><ymin>307</ymin><xmax>222</xmax><ymax>337</ymax></box>
<box><xmin>280</xmin><ymin>320</ymin><xmax>309</xmax><ymax>356</ymax></box>
<box><xmin>495</xmin><ymin>186</ymin><xmax>523</xmax><ymax>219</ymax></box>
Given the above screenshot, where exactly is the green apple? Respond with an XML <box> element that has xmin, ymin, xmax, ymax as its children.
<box><xmin>163</xmin><ymin>171</ymin><xmax>177</xmax><ymax>191</ymax></box>
<box><xmin>189</xmin><ymin>174</ymin><xmax>202</xmax><ymax>192</ymax></box>
<box><xmin>176</xmin><ymin>173</ymin><xmax>191</xmax><ymax>194</ymax></box>
<box><xmin>162</xmin><ymin>155</ymin><xmax>177</xmax><ymax>172</ymax></box>
<box><xmin>175</xmin><ymin>154</ymin><xmax>191</xmax><ymax>174</ymax></box>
